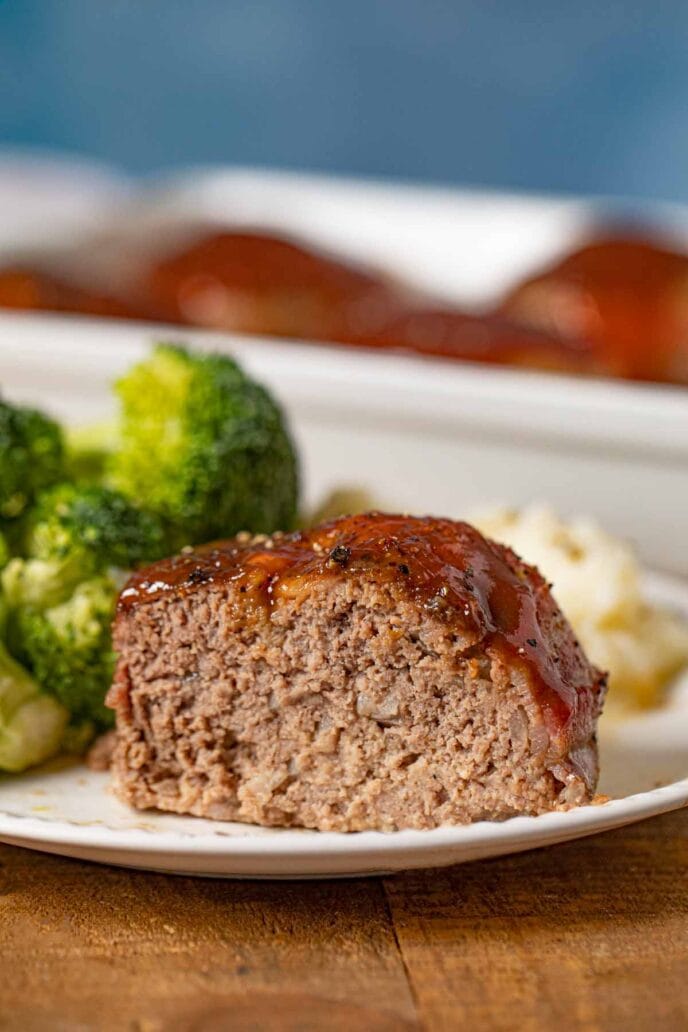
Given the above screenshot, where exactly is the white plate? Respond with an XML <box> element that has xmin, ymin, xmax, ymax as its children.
<box><xmin>0</xmin><ymin>754</ymin><xmax>686</xmax><ymax>878</ymax></box>
<box><xmin>0</xmin><ymin>317</ymin><xmax>687</xmax><ymax>876</ymax></box>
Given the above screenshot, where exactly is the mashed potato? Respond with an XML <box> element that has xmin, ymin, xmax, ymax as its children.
<box><xmin>474</xmin><ymin>505</ymin><xmax>688</xmax><ymax>710</ymax></box>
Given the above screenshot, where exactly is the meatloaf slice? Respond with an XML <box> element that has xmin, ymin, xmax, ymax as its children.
<box><xmin>108</xmin><ymin>513</ymin><xmax>606</xmax><ymax>832</ymax></box>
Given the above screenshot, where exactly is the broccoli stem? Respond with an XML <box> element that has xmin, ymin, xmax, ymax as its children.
<box><xmin>0</xmin><ymin>641</ymin><xmax>68</xmax><ymax>772</ymax></box>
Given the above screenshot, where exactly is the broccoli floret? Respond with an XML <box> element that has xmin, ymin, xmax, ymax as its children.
<box><xmin>2</xmin><ymin>554</ymin><xmax>84</xmax><ymax>612</ymax></box>
<box><xmin>15</xmin><ymin>577</ymin><xmax>117</xmax><ymax>727</ymax></box>
<box><xmin>1</xmin><ymin>483</ymin><xmax>163</xmax><ymax>620</ymax></box>
<box><xmin>109</xmin><ymin>343</ymin><xmax>299</xmax><ymax>550</ymax></box>
<box><xmin>0</xmin><ymin>639</ymin><xmax>68</xmax><ymax>772</ymax></box>
<box><xmin>0</xmin><ymin>398</ymin><xmax>64</xmax><ymax>521</ymax></box>
<box><xmin>61</xmin><ymin>719</ymin><xmax>98</xmax><ymax>757</ymax></box>
<box><xmin>26</xmin><ymin>483</ymin><xmax>165</xmax><ymax>573</ymax></box>
<box><xmin>3</xmin><ymin>486</ymin><xmax>163</xmax><ymax>728</ymax></box>
<box><xmin>65</xmin><ymin>421</ymin><xmax>119</xmax><ymax>484</ymax></box>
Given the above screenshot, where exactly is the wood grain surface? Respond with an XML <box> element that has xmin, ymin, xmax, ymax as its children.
<box><xmin>1</xmin><ymin>809</ymin><xmax>686</xmax><ymax>1032</ymax></box>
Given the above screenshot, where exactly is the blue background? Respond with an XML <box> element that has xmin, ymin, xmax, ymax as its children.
<box><xmin>1</xmin><ymin>0</ymin><xmax>687</xmax><ymax>199</ymax></box>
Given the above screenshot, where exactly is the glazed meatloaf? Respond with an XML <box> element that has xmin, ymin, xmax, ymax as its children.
<box><xmin>108</xmin><ymin>513</ymin><xmax>607</xmax><ymax>831</ymax></box>
<box><xmin>137</xmin><ymin>230</ymin><xmax>407</xmax><ymax>342</ymax></box>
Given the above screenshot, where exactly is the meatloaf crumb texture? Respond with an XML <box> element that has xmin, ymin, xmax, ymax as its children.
<box><xmin>108</xmin><ymin>514</ymin><xmax>606</xmax><ymax>831</ymax></box>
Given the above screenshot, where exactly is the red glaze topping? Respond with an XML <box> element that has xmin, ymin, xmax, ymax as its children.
<box><xmin>351</xmin><ymin>307</ymin><xmax>597</xmax><ymax>373</ymax></box>
<box><xmin>139</xmin><ymin>230</ymin><xmax>594</xmax><ymax>374</ymax></box>
<box><xmin>0</xmin><ymin>266</ymin><xmax>154</xmax><ymax>321</ymax></box>
<box><xmin>5</xmin><ymin>225</ymin><xmax>687</xmax><ymax>385</ymax></box>
<box><xmin>119</xmin><ymin>513</ymin><xmax>604</xmax><ymax>751</ymax></box>
<box><xmin>500</xmin><ymin>234</ymin><xmax>688</xmax><ymax>383</ymax></box>
<box><xmin>138</xmin><ymin>230</ymin><xmax>405</xmax><ymax>340</ymax></box>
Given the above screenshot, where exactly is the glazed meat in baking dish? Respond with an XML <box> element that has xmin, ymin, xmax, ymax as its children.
<box><xmin>108</xmin><ymin>513</ymin><xmax>606</xmax><ymax>832</ymax></box>
<box><xmin>354</xmin><ymin>307</ymin><xmax>597</xmax><ymax>374</ymax></box>
<box><xmin>137</xmin><ymin>229</ymin><xmax>407</xmax><ymax>342</ymax></box>
<box><xmin>500</xmin><ymin>234</ymin><xmax>688</xmax><ymax>384</ymax></box>
<box><xmin>0</xmin><ymin>266</ymin><xmax>152</xmax><ymax>320</ymax></box>
<box><xmin>4</xmin><ymin>219</ymin><xmax>688</xmax><ymax>385</ymax></box>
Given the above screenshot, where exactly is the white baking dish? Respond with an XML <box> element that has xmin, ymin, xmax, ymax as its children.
<box><xmin>2</xmin><ymin>311</ymin><xmax>687</xmax><ymax>575</ymax></box>
<box><xmin>0</xmin><ymin>165</ymin><xmax>686</xmax><ymax>572</ymax></box>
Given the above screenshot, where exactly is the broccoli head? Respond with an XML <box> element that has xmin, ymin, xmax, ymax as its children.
<box><xmin>108</xmin><ymin>343</ymin><xmax>299</xmax><ymax>550</ymax></box>
<box><xmin>3</xmin><ymin>486</ymin><xmax>163</xmax><ymax>728</ymax></box>
<box><xmin>26</xmin><ymin>483</ymin><xmax>166</xmax><ymax>573</ymax></box>
<box><xmin>2</xmin><ymin>554</ymin><xmax>84</xmax><ymax>613</ymax></box>
<box><xmin>0</xmin><ymin>639</ymin><xmax>68</xmax><ymax>772</ymax></box>
<box><xmin>15</xmin><ymin>576</ymin><xmax>117</xmax><ymax>727</ymax></box>
<box><xmin>0</xmin><ymin>398</ymin><xmax>64</xmax><ymax>521</ymax></box>
<box><xmin>2</xmin><ymin>483</ymin><xmax>164</xmax><ymax>621</ymax></box>
<box><xmin>65</xmin><ymin>420</ymin><xmax>119</xmax><ymax>485</ymax></box>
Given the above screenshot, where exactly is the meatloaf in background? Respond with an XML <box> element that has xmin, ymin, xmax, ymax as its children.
<box><xmin>107</xmin><ymin>513</ymin><xmax>607</xmax><ymax>832</ymax></box>
<box><xmin>136</xmin><ymin>230</ymin><xmax>408</xmax><ymax>342</ymax></box>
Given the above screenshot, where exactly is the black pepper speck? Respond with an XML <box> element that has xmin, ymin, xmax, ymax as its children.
<box><xmin>188</xmin><ymin>567</ymin><xmax>212</xmax><ymax>585</ymax></box>
<box><xmin>328</xmin><ymin>544</ymin><xmax>352</xmax><ymax>567</ymax></box>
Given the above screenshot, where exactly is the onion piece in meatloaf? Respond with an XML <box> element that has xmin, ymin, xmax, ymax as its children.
<box><xmin>107</xmin><ymin>513</ymin><xmax>607</xmax><ymax>832</ymax></box>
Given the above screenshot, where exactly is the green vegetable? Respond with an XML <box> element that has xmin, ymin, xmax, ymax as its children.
<box><xmin>109</xmin><ymin>343</ymin><xmax>299</xmax><ymax>550</ymax></box>
<box><xmin>14</xmin><ymin>577</ymin><xmax>117</xmax><ymax>727</ymax></box>
<box><xmin>1</xmin><ymin>484</ymin><xmax>163</xmax><ymax>731</ymax></box>
<box><xmin>0</xmin><ymin>398</ymin><xmax>64</xmax><ymax>522</ymax></box>
<box><xmin>0</xmin><ymin>343</ymin><xmax>301</xmax><ymax>749</ymax></box>
<box><xmin>0</xmin><ymin>639</ymin><xmax>68</xmax><ymax>772</ymax></box>
<box><xmin>305</xmin><ymin>486</ymin><xmax>375</xmax><ymax>527</ymax></box>
<box><xmin>64</xmin><ymin>421</ymin><xmax>119</xmax><ymax>484</ymax></box>
<box><xmin>2</xmin><ymin>555</ymin><xmax>84</xmax><ymax>612</ymax></box>
<box><xmin>61</xmin><ymin>719</ymin><xmax>98</xmax><ymax>756</ymax></box>
<box><xmin>26</xmin><ymin>483</ymin><xmax>165</xmax><ymax>573</ymax></box>
<box><xmin>2</xmin><ymin>483</ymin><xmax>163</xmax><ymax>619</ymax></box>
<box><xmin>2</xmin><ymin>481</ymin><xmax>164</xmax><ymax>732</ymax></box>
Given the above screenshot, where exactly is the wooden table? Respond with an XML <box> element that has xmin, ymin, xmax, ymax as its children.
<box><xmin>1</xmin><ymin>808</ymin><xmax>686</xmax><ymax>1031</ymax></box>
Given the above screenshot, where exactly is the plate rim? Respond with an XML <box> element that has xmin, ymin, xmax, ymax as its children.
<box><xmin>0</xmin><ymin>776</ymin><xmax>685</xmax><ymax>858</ymax></box>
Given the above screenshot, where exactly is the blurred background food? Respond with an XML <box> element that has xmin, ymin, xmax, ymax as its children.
<box><xmin>499</xmin><ymin>233</ymin><xmax>688</xmax><ymax>383</ymax></box>
<box><xmin>3</xmin><ymin>223</ymin><xmax>688</xmax><ymax>385</ymax></box>
<box><xmin>2</xmin><ymin>4</ymin><xmax>688</xmax><ymax>384</ymax></box>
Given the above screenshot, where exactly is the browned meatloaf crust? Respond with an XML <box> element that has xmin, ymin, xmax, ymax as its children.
<box><xmin>107</xmin><ymin>513</ymin><xmax>606</xmax><ymax>832</ymax></box>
